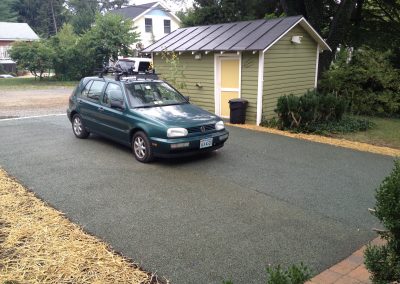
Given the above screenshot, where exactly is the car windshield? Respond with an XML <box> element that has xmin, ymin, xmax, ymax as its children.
<box><xmin>125</xmin><ymin>82</ymin><xmax>187</xmax><ymax>108</ymax></box>
<box><xmin>118</xmin><ymin>60</ymin><xmax>134</xmax><ymax>69</ymax></box>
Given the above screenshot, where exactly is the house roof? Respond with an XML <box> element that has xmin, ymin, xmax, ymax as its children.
<box><xmin>111</xmin><ymin>1</ymin><xmax>181</xmax><ymax>23</ymax></box>
<box><xmin>142</xmin><ymin>16</ymin><xmax>331</xmax><ymax>53</ymax></box>
<box><xmin>0</xmin><ymin>22</ymin><xmax>39</xmax><ymax>41</ymax></box>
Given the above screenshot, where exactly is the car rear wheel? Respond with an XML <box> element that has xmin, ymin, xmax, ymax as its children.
<box><xmin>132</xmin><ymin>131</ymin><xmax>154</xmax><ymax>163</ymax></box>
<box><xmin>72</xmin><ymin>114</ymin><xmax>89</xmax><ymax>139</ymax></box>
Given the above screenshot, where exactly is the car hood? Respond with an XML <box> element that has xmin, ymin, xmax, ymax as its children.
<box><xmin>133</xmin><ymin>103</ymin><xmax>220</xmax><ymax>127</ymax></box>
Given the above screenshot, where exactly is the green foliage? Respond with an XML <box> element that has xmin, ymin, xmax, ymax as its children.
<box><xmin>364</xmin><ymin>160</ymin><xmax>400</xmax><ymax>283</ymax></box>
<box><xmin>180</xmin><ymin>0</ymin><xmax>281</xmax><ymax>27</ymax></box>
<box><xmin>321</xmin><ymin>48</ymin><xmax>400</xmax><ymax>117</ymax></box>
<box><xmin>161</xmin><ymin>51</ymin><xmax>187</xmax><ymax>91</ymax></box>
<box><xmin>83</xmin><ymin>13</ymin><xmax>138</xmax><ymax>63</ymax></box>
<box><xmin>9</xmin><ymin>40</ymin><xmax>54</xmax><ymax>80</ymax></box>
<box><xmin>0</xmin><ymin>0</ymin><xmax>18</xmax><ymax>22</ymax></box>
<box><xmin>266</xmin><ymin>263</ymin><xmax>312</xmax><ymax>284</ymax></box>
<box><xmin>0</xmin><ymin>64</ymin><xmax>6</xmax><ymax>75</ymax></box>
<box><xmin>292</xmin><ymin>116</ymin><xmax>373</xmax><ymax>135</ymax></box>
<box><xmin>12</xmin><ymin>0</ymin><xmax>68</xmax><ymax>37</ymax></box>
<box><xmin>50</xmin><ymin>24</ymin><xmax>82</xmax><ymax>80</ymax></box>
<box><xmin>273</xmin><ymin>90</ymin><xmax>347</xmax><ymax>129</ymax></box>
<box><xmin>67</xmin><ymin>0</ymin><xmax>98</xmax><ymax>34</ymax></box>
<box><xmin>222</xmin><ymin>263</ymin><xmax>311</xmax><ymax>284</ymax></box>
<box><xmin>53</xmin><ymin>14</ymin><xmax>137</xmax><ymax>80</ymax></box>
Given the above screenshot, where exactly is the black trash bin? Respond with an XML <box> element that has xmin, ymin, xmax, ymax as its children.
<box><xmin>229</xmin><ymin>98</ymin><xmax>248</xmax><ymax>124</ymax></box>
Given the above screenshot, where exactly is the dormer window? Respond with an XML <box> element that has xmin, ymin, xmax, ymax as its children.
<box><xmin>145</xmin><ymin>18</ymin><xmax>152</xmax><ymax>33</ymax></box>
<box><xmin>164</xmin><ymin>20</ymin><xmax>171</xmax><ymax>33</ymax></box>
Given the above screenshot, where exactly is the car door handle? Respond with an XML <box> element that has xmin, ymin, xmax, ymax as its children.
<box><xmin>98</xmin><ymin>107</ymin><xmax>104</xmax><ymax>112</ymax></box>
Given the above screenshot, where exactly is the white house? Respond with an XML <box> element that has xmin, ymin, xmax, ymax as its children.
<box><xmin>112</xmin><ymin>2</ymin><xmax>181</xmax><ymax>52</ymax></box>
<box><xmin>0</xmin><ymin>22</ymin><xmax>39</xmax><ymax>73</ymax></box>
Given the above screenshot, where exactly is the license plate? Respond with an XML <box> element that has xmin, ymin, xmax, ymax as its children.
<box><xmin>200</xmin><ymin>138</ymin><xmax>213</xmax><ymax>149</ymax></box>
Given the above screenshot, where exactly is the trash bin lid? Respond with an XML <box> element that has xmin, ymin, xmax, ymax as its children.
<box><xmin>229</xmin><ymin>98</ymin><xmax>248</xmax><ymax>104</ymax></box>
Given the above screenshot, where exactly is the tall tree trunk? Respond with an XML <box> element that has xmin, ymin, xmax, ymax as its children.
<box><xmin>318</xmin><ymin>0</ymin><xmax>357</xmax><ymax>76</ymax></box>
<box><xmin>50</xmin><ymin>0</ymin><xmax>57</xmax><ymax>34</ymax></box>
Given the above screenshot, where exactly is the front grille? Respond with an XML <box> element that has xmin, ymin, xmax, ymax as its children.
<box><xmin>187</xmin><ymin>124</ymin><xmax>215</xmax><ymax>134</ymax></box>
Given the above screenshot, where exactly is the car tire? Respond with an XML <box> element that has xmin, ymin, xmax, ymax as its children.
<box><xmin>72</xmin><ymin>114</ymin><xmax>90</xmax><ymax>139</ymax></box>
<box><xmin>132</xmin><ymin>131</ymin><xmax>154</xmax><ymax>163</ymax></box>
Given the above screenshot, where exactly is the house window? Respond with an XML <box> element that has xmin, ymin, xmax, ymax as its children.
<box><xmin>145</xmin><ymin>18</ymin><xmax>152</xmax><ymax>33</ymax></box>
<box><xmin>164</xmin><ymin>20</ymin><xmax>171</xmax><ymax>33</ymax></box>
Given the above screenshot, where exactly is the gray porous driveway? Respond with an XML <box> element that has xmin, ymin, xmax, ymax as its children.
<box><xmin>0</xmin><ymin>115</ymin><xmax>394</xmax><ymax>283</ymax></box>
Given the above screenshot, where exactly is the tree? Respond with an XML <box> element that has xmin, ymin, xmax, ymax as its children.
<box><xmin>9</xmin><ymin>40</ymin><xmax>54</xmax><ymax>79</ymax></box>
<box><xmin>83</xmin><ymin>13</ymin><xmax>139</xmax><ymax>64</ymax></box>
<box><xmin>0</xmin><ymin>0</ymin><xmax>18</xmax><ymax>22</ymax></box>
<box><xmin>179</xmin><ymin>0</ymin><xmax>279</xmax><ymax>26</ymax></box>
<box><xmin>50</xmin><ymin>14</ymin><xmax>139</xmax><ymax>80</ymax></box>
<box><xmin>66</xmin><ymin>0</ymin><xmax>99</xmax><ymax>34</ymax></box>
<box><xmin>65</xmin><ymin>0</ymin><xmax>129</xmax><ymax>34</ymax></box>
<box><xmin>50</xmin><ymin>24</ymin><xmax>82</xmax><ymax>80</ymax></box>
<box><xmin>13</xmin><ymin>0</ymin><xmax>68</xmax><ymax>37</ymax></box>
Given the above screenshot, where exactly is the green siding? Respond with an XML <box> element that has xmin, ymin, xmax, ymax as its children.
<box><xmin>153</xmin><ymin>52</ymin><xmax>259</xmax><ymax>123</ymax></box>
<box><xmin>154</xmin><ymin>53</ymin><xmax>215</xmax><ymax>113</ymax></box>
<box><xmin>263</xmin><ymin>25</ymin><xmax>317</xmax><ymax>119</ymax></box>
<box><xmin>240</xmin><ymin>52</ymin><xmax>258</xmax><ymax>124</ymax></box>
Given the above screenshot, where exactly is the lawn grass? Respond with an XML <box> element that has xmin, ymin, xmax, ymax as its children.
<box><xmin>0</xmin><ymin>77</ymin><xmax>78</xmax><ymax>89</ymax></box>
<box><xmin>336</xmin><ymin>116</ymin><xmax>400</xmax><ymax>149</ymax></box>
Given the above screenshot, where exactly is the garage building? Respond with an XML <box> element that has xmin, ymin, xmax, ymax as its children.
<box><xmin>142</xmin><ymin>16</ymin><xmax>330</xmax><ymax>125</ymax></box>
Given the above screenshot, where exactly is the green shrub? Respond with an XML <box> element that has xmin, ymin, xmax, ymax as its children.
<box><xmin>222</xmin><ymin>263</ymin><xmax>312</xmax><ymax>284</ymax></box>
<box><xmin>273</xmin><ymin>90</ymin><xmax>347</xmax><ymax>129</ymax></box>
<box><xmin>266</xmin><ymin>263</ymin><xmax>312</xmax><ymax>284</ymax></box>
<box><xmin>364</xmin><ymin>160</ymin><xmax>400</xmax><ymax>283</ymax></box>
<box><xmin>320</xmin><ymin>47</ymin><xmax>400</xmax><ymax>117</ymax></box>
<box><xmin>294</xmin><ymin>116</ymin><xmax>373</xmax><ymax>135</ymax></box>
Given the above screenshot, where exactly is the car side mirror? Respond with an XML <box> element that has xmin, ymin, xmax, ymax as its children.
<box><xmin>184</xmin><ymin>96</ymin><xmax>190</xmax><ymax>102</ymax></box>
<box><xmin>110</xmin><ymin>99</ymin><xmax>125</xmax><ymax>110</ymax></box>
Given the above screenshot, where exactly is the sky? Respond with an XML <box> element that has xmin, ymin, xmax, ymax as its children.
<box><xmin>129</xmin><ymin>0</ymin><xmax>194</xmax><ymax>12</ymax></box>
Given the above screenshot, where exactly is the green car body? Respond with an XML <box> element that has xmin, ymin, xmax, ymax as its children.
<box><xmin>67</xmin><ymin>76</ymin><xmax>229</xmax><ymax>162</ymax></box>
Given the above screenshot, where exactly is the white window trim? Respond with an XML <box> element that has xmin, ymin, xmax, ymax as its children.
<box><xmin>214</xmin><ymin>53</ymin><xmax>242</xmax><ymax>118</ymax></box>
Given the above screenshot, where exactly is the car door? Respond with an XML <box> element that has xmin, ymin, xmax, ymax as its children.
<box><xmin>97</xmin><ymin>82</ymin><xmax>131</xmax><ymax>144</ymax></box>
<box><xmin>78</xmin><ymin>80</ymin><xmax>106</xmax><ymax>133</ymax></box>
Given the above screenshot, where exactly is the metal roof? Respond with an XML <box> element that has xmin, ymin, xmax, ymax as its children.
<box><xmin>142</xmin><ymin>16</ymin><xmax>331</xmax><ymax>53</ymax></box>
<box><xmin>0</xmin><ymin>22</ymin><xmax>39</xmax><ymax>41</ymax></box>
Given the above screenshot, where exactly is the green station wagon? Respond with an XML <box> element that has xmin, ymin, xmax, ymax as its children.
<box><xmin>67</xmin><ymin>75</ymin><xmax>229</xmax><ymax>162</ymax></box>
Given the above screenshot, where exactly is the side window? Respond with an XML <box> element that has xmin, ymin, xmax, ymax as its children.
<box><xmin>103</xmin><ymin>83</ymin><xmax>124</xmax><ymax>107</ymax></box>
<box><xmin>87</xmin><ymin>81</ymin><xmax>105</xmax><ymax>102</ymax></box>
<box><xmin>145</xmin><ymin>18</ymin><xmax>152</xmax><ymax>33</ymax></box>
<box><xmin>81</xmin><ymin>80</ymin><xmax>93</xmax><ymax>97</ymax></box>
<box><xmin>138</xmin><ymin>61</ymin><xmax>150</xmax><ymax>72</ymax></box>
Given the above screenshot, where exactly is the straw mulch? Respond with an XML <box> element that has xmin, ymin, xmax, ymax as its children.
<box><xmin>0</xmin><ymin>168</ymin><xmax>163</xmax><ymax>284</ymax></box>
<box><xmin>228</xmin><ymin>123</ymin><xmax>400</xmax><ymax>157</ymax></box>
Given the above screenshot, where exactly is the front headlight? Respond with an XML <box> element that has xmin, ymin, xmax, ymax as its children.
<box><xmin>215</xmin><ymin>121</ymin><xmax>225</xmax><ymax>130</ymax></box>
<box><xmin>167</xmin><ymin>128</ymin><xmax>188</xmax><ymax>138</ymax></box>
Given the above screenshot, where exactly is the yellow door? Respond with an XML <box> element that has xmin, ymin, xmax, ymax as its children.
<box><xmin>219</xmin><ymin>58</ymin><xmax>240</xmax><ymax>117</ymax></box>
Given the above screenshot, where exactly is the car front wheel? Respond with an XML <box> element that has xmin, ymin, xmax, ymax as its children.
<box><xmin>72</xmin><ymin>114</ymin><xmax>90</xmax><ymax>139</ymax></box>
<box><xmin>132</xmin><ymin>131</ymin><xmax>154</xmax><ymax>163</ymax></box>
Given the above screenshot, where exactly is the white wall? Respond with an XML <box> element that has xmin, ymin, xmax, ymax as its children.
<box><xmin>133</xmin><ymin>6</ymin><xmax>180</xmax><ymax>49</ymax></box>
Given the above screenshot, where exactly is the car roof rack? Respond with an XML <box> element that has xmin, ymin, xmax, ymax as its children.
<box><xmin>97</xmin><ymin>66</ymin><xmax>159</xmax><ymax>81</ymax></box>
